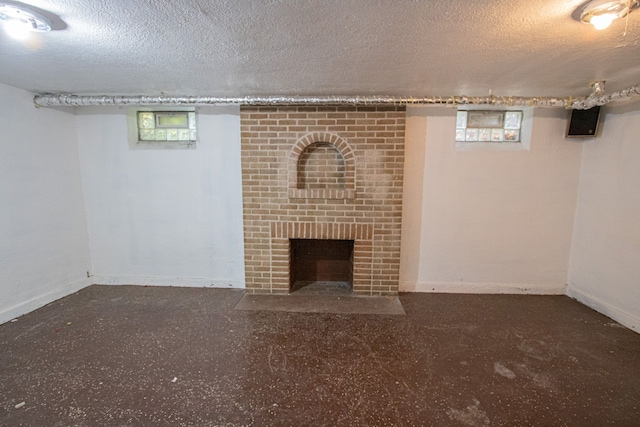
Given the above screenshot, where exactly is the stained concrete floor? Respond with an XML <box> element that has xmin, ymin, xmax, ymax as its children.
<box><xmin>1</xmin><ymin>286</ymin><xmax>639</xmax><ymax>426</ymax></box>
<box><xmin>235</xmin><ymin>292</ymin><xmax>405</xmax><ymax>315</ymax></box>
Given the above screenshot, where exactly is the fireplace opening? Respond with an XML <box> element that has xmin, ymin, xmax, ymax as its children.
<box><xmin>289</xmin><ymin>239</ymin><xmax>354</xmax><ymax>294</ymax></box>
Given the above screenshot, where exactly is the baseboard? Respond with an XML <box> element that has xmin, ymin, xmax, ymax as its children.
<box><xmin>412</xmin><ymin>281</ymin><xmax>567</xmax><ymax>295</ymax></box>
<box><xmin>566</xmin><ymin>286</ymin><xmax>640</xmax><ymax>333</ymax></box>
<box><xmin>0</xmin><ymin>277</ymin><xmax>91</xmax><ymax>325</ymax></box>
<box><xmin>91</xmin><ymin>275</ymin><xmax>245</xmax><ymax>289</ymax></box>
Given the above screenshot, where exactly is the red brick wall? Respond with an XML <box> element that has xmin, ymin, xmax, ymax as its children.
<box><xmin>240</xmin><ymin>106</ymin><xmax>405</xmax><ymax>295</ymax></box>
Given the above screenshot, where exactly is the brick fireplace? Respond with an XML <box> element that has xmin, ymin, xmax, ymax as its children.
<box><xmin>240</xmin><ymin>106</ymin><xmax>405</xmax><ymax>295</ymax></box>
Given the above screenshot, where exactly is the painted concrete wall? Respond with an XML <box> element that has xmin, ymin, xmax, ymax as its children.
<box><xmin>5</xmin><ymin>87</ymin><xmax>634</xmax><ymax>333</ymax></box>
<box><xmin>0</xmin><ymin>84</ymin><xmax>91</xmax><ymax>323</ymax></box>
<box><xmin>568</xmin><ymin>100</ymin><xmax>640</xmax><ymax>332</ymax></box>
<box><xmin>401</xmin><ymin>106</ymin><xmax>583</xmax><ymax>294</ymax></box>
<box><xmin>399</xmin><ymin>108</ymin><xmax>427</xmax><ymax>290</ymax></box>
<box><xmin>75</xmin><ymin>106</ymin><xmax>245</xmax><ymax>288</ymax></box>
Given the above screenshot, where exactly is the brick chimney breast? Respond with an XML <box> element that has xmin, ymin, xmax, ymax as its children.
<box><xmin>240</xmin><ymin>106</ymin><xmax>405</xmax><ymax>295</ymax></box>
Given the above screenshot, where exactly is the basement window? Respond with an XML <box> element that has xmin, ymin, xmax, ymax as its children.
<box><xmin>455</xmin><ymin>107</ymin><xmax>533</xmax><ymax>152</ymax></box>
<box><xmin>138</xmin><ymin>111</ymin><xmax>196</xmax><ymax>142</ymax></box>
<box><xmin>456</xmin><ymin>110</ymin><xmax>522</xmax><ymax>142</ymax></box>
<box><xmin>129</xmin><ymin>110</ymin><xmax>197</xmax><ymax>149</ymax></box>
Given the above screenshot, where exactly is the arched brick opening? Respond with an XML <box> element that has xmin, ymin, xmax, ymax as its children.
<box><xmin>287</xmin><ymin>132</ymin><xmax>356</xmax><ymax>199</ymax></box>
<box><xmin>297</xmin><ymin>142</ymin><xmax>345</xmax><ymax>190</ymax></box>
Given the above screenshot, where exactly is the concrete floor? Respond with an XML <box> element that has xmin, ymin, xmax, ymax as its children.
<box><xmin>235</xmin><ymin>291</ymin><xmax>405</xmax><ymax>316</ymax></box>
<box><xmin>1</xmin><ymin>285</ymin><xmax>639</xmax><ymax>426</ymax></box>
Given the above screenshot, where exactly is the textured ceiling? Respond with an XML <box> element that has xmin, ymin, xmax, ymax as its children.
<box><xmin>1</xmin><ymin>0</ymin><xmax>639</xmax><ymax>98</ymax></box>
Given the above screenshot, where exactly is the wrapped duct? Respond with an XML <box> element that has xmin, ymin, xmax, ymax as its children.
<box><xmin>33</xmin><ymin>84</ymin><xmax>640</xmax><ymax>109</ymax></box>
<box><xmin>569</xmin><ymin>83</ymin><xmax>640</xmax><ymax>109</ymax></box>
<box><xmin>33</xmin><ymin>94</ymin><xmax>570</xmax><ymax>108</ymax></box>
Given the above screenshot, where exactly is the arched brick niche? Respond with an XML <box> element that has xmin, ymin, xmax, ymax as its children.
<box><xmin>288</xmin><ymin>132</ymin><xmax>356</xmax><ymax>199</ymax></box>
<box><xmin>298</xmin><ymin>143</ymin><xmax>345</xmax><ymax>189</ymax></box>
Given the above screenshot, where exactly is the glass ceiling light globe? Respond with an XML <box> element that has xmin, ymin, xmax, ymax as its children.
<box><xmin>0</xmin><ymin>3</ymin><xmax>52</xmax><ymax>39</ymax></box>
<box><xmin>3</xmin><ymin>17</ymin><xmax>30</xmax><ymax>39</ymax></box>
<box><xmin>590</xmin><ymin>13</ymin><xmax>616</xmax><ymax>29</ymax></box>
<box><xmin>579</xmin><ymin>0</ymin><xmax>639</xmax><ymax>30</ymax></box>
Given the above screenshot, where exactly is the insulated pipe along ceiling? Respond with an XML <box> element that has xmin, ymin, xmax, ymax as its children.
<box><xmin>32</xmin><ymin>83</ymin><xmax>640</xmax><ymax>109</ymax></box>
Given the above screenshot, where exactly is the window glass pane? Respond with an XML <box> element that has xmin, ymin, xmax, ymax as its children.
<box><xmin>138</xmin><ymin>112</ymin><xmax>155</xmax><ymax>129</ymax></box>
<box><xmin>155</xmin><ymin>129</ymin><xmax>167</xmax><ymax>141</ymax></box>
<box><xmin>468</xmin><ymin>111</ymin><xmax>503</xmax><ymax>128</ymax></box>
<box><xmin>465</xmin><ymin>128</ymin><xmax>478</xmax><ymax>141</ymax></box>
<box><xmin>456</xmin><ymin>111</ymin><xmax>467</xmax><ymax>128</ymax></box>
<box><xmin>140</xmin><ymin>129</ymin><xmax>155</xmax><ymax>141</ymax></box>
<box><xmin>167</xmin><ymin>129</ymin><xmax>179</xmax><ymax>141</ymax></box>
<box><xmin>188</xmin><ymin>112</ymin><xmax>196</xmax><ymax>129</ymax></box>
<box><xmin>491</xmin><ymin>129</ymin><xmax>504</xmax><ymax>141</ymax></box>
<box><xmin>190</xmin><ymin>130</ymin><xmax>197</xmax><ymax>141</ymax></box>
<box><xmin>478</xmin><ymin>128</ymin><xmax>491</xmax><ymax>141</ymax></box>
<box><xmin>504</xmin><ymin>130</ymin><xmax>519</xmax><ymax>141</ymax></box>
<box><xmin>178</xmin><ymin>129</ymin><xmax>190</xmax><ymax>141</ymax></box>
<box><xmin>156</xmin><ymin>113</ymin><xmax>189</xmax><ymax>128</ymax></box>
<box><xmin>455</xmin><ymin>129</ymin><xmax>465</xmax><ymax>141</ymax></box>
<box><xmin>504</xmin><ymin>112</ymin><xmax>522</xmax><ymax>129</ymax></box>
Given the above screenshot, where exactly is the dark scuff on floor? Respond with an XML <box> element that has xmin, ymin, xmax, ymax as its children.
<box><xmin>1</xmin><ymin>285</ymin><xmax>639</xmax><ymax>426</ymax></box>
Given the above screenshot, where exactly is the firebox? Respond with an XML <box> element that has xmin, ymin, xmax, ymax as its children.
<box><xmin>290</xmin><ymin>239</ymin><xmax>354</xmax><ymax>293</ymax></box>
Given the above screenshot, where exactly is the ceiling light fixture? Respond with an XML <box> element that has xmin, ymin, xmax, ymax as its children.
<box><xmin>580</xmin><ymin>0</ymin><xmax>639</xmax><ymax>30</ymax></box>
<box><xmin>0</xmin><ymin>2</ymin><xmax>51</xmax><ymax>40</ymax></box>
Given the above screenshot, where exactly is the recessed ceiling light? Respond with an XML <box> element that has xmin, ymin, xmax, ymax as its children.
<box><xmin>0</xmin><ymin>2</ymin><xmax>51</xmax><ymax>40</ymax></box>
<box><xmin>580</xmin><ymin>0</ymin><xmax>639</xmax><ymax>30</ymax></box>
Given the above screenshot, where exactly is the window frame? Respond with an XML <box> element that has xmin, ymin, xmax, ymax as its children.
<box><xmin>127</xmin><ymin>107</ymin><xmax>197</xmax><ymax>150</ymax></box>
<box><xmin>455</xmin><ymin>106</ymin><xmax>533</xmax><ymax>152</ymax></box>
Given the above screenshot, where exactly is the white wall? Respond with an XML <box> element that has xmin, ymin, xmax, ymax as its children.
<box><xmin>76</xmin><ymin>106</ymin><xmax>245</xmax><ymax>288</ymax></box>
<box><xmin>400</xmin><ymin>108</ymin><xmax>427</xmax><ymax>289</ymax></box>
<box><xmin>401</xmin><ymin>106</ymin><xmax>583</xmax><ymax>294</ymax></box>
<box><xmin>568</xmin><ymin>100</ymin><xmax>640</xmax><ymax>332</ymax></box>
<box><xmin>0</xmin><ymin>84</ymin><xmax>91</xmax><ymax>323</ymax></box>
<box><xmin>5</xmin><ymin>87</ymin><xmax>635</xmax><ymax>331</ymax></box>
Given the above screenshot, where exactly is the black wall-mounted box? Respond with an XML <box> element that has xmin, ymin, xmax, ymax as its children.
<box><xmin>566</xmin><ymin>106</ymin><xmax>601</xmax><ymax>138</ymax></box>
